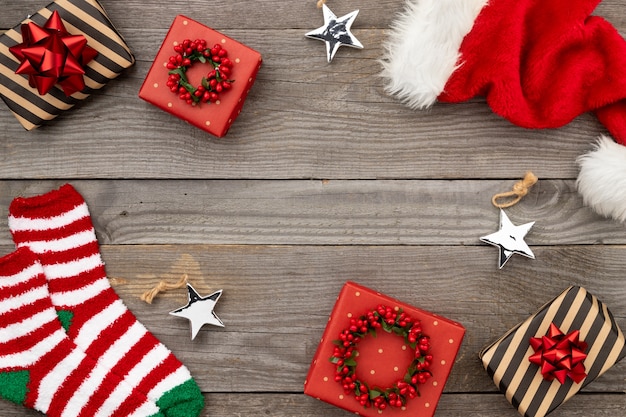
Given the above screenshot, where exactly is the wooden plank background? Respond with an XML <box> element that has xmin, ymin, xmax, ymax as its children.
<box><xmin>0</xmin><ymin>1</ymin><xmax>625</xmax><ymax>416</ymax></box>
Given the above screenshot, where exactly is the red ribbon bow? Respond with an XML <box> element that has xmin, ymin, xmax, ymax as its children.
<box><xmin>528</xmin><ymin>323</ymin><xmax>588</xmax><ymax>384</ymax></box>
<box><xmin>9</xmin><ymin>10</ymin><xmax>98</xmax><ymax>96</ymax></box>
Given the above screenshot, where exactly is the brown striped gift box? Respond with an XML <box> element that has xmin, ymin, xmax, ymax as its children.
<box><xmin>479</xmin><ymin>286</ymin><xmax>626</xmax><ymax>417</ymax></box>
<box><xmin>0</xmin><ymin>0</ymin><xmax>134</xmax><ymax>130</ymax></box>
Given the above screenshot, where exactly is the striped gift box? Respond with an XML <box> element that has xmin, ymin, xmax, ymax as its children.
<box><xmin>479</xmin><ymin>286</ymin><xmax>626</xmax><ymax>417</ymax></box>
<box><xmin>0</xmin><ymin>0</ymin><xmax>134</xmax><ymax>130</ymax></box>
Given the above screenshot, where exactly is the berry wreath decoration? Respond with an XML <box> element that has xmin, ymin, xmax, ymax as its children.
<box><xmin>166</xmin><ymin>38</ymin><xmax>234</xmax><ymax>105</ymax></box>
<box><xmin>330</xmin><ymin>304</ymin><xmax>433</xmax><ymax>410</ymax></box>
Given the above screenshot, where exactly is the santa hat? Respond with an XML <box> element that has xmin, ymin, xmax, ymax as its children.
<box><xmin>380</xmin><ymin>0</ymin><xmax>626</xmax><ymax>222</ymax></box>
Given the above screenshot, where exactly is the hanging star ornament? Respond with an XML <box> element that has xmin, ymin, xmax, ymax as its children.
<box><xmin>480</xmin><ymin>210</ymin><xmax>535</xmax><ymax>269</ymax></box>
<box><xmin>170</xmin><ymin>284</ymin><xmax>224</xmax><ymax>340</ymax></box>
<box><xmin>305</xmin><ymin>4</ymin><xmax>363</xmax><ymax>62</ymax></box>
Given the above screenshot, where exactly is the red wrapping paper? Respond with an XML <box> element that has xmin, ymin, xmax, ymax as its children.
<box><xmin>138</xmin><ymin>15</ymin><xmax>262</xmax><ymax>137</ymax></box>
<box><xmin>305</xmin><ymin>281</ymin><xmax>465</xmax><ymax>417</ymax></box>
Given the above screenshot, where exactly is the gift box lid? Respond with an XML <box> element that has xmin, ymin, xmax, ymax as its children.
<box><xmin>304</xmin><ymin>281</ymin><xmax>465</xmax><ymax>417</ymax></box>
<box><xmin>479</xmin><ymin>286</ymin><xmax>626</xmax><ymax>417</ymax></box>
<box><xmin>0</xmin><ymin>0</ymin><xmax>135</xmax><ymax>130</ymax></box>
<box><xmin>138</xmin><ymin>15</ymin><xmax>262</xmax><ymax>137</ymax></box>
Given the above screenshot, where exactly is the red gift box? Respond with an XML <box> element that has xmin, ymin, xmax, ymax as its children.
<box><xmin>305</xmin><ymin>281</ymin><xmax>465</xmax><ymax>417</ymax></box>
<box><xmin>138</xmin><ymin>15</ymin><xmax>262</xmax><ymax>137</ymax></box>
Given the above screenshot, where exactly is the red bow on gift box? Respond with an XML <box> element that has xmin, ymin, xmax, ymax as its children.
<box><xmin>528</xmin><ymin>323</ymin><xmax>588</xmax><ymax>384</ymax></box>
<box><xmin>9</xmin><ymin>10</ymin><xmax>98</xmax><ymax>96</ymax></box>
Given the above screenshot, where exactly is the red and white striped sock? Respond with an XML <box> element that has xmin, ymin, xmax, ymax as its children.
<box><xmin>8</xmin><ymin>184</ymin><xmax>204</xmax><ymax>417</ymax></box>
<box><xmin>0</xmin><ymin>247</ymin><xmax>164</xmax><ymax>417</ymax></box>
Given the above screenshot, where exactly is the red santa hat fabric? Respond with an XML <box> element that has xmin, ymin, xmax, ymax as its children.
<box><xmin>381</xmin><ymin>0</ymin><xmax>626</xmax><ymax>222</ymax></box>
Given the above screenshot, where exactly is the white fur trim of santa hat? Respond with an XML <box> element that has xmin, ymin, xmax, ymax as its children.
<box><xmin>577</xmin><ymin>135</ymin><xmax>626</xmax><ymax>222</ymax></box>
<box><xmin>380</xmin><ymin>0</ymin><xmax>489</xmax><ymax>109</ymax></box>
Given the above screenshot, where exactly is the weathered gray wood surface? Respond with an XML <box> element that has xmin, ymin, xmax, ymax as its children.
<box><xmin>0</xmin><ymin>180</ymin><xmax>625</xmax><ymax>246</ymax></box>
<box><xmin>1</xmin><ymin>0</ymin><xmax>625</xmax><ymax>416</ymax></box>
<box><xmin>2</xmin><ymin>393</ymin><xmax>625</xmax><ymax>417</ymax></box>
<box><xmin>0</xmin><ymin>2</ymin><xmax>622</xmax><ymax>179</ymax></box>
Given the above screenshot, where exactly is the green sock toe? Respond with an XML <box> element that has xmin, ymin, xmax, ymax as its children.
<box><xmin>56</xmin><ymin>310</ymin><xmax>74</xmax><ymax>332</ymax></box>
<box><xmin>156</xmin><ymin>378</ymin><xmax>205</xmax><ymax>417</ymax></box>
<box><xmin>0</xmin><ymin>370</ymin><xmax>29</xmax><ymax>404</ymax></box>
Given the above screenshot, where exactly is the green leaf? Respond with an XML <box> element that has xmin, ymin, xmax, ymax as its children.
<box><xmin>344</xmin><ymin>358</ymin><xmax>357</xmax><ymax>367</ymax></box>
<box><xmin>330</xmin><ymin>357</ymin><xmax>340</xmax><ymax>364</ymax></box>
<box><xmin>369</xmin><ymin>389</ymin><xmax>382</xmax><ymax>399</ymax></box>
<box><xmin>180</xmin><ymin>80</ymin><xmax>195</xmax><ymax>91</ymax></box>
<box><xmin>392</xmin><ymin>326</ymin><xmax>404</xmax><ymax>335</ymax></box>
<box><xmin>198</xmin><ymin>56</ymin><xmax>206</xmax><ymax>63</ymax></box>
<box><xmin>332</xmin><ymin>340</ymin><xmax>343</xmax><ymax>346</ymax></box>
<box><xmin>382</xmin><ymin>321</ymin><xmax>392</xmax><ymax>332</ymax></box>
<box><xmin>408</xmin><ymin>364</ymin><xmax>417</xmax><ymax>375</ymax></box>
<box><xmin>168</xmin><ymin>68</ymin><xmax>186</xmax><ymax>78</ymax></box>
<box><xmin>368</xmin><ymin>328</ymin><xmax>378</xmax><ymax>338</ymax></box>
<box><xmin>189</xmin><ymin>51</ymin><xmax>204</xmax><ymax>61</ymax></box>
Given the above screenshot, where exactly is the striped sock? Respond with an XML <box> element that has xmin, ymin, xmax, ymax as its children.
<box><xmin>0</xmin><ymin>247</ymin><xmax>164</xmax><ymax>417</ymax></box>
<box><xmin>8</xmin><ymin>185</ymin><xmax>204</xmax><ymax>417</ymax></box>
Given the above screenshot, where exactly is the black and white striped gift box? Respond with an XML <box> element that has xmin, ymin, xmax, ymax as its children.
<box><xmin>0</xmin><ymin>0</ymin><xmax>134</xmax><ymax>130</ymax></box>
<box><xmin>479</xmin><ymin>286</ymin><xmax>625</xmax><ymax>417</ymax></box>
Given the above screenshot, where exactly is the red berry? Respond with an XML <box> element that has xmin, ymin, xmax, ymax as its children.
<box><xmin>219</xmin><ymin>66</ymin><xmax>231</xmax><ymax>77</ymax></box>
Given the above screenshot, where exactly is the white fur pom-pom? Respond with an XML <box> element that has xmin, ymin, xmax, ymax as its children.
<box><xmin>379</xmin><ymin>0</ymin><xmax>488</xmax><ymax>110</ymax></box>
<box><xmin>577</xmin><ymin>135</ymin><xmax>626</xmax><ymax>222</ymax></box>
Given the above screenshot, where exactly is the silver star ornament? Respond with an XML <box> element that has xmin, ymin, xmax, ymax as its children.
<box><xmin>170</xmin><ymin>284</ymin><xmax>224</xmax><ymax>340</ymax></box>
<box><xmin>480</xmin><ymin>210</ymin><xmax>535</xmax><ymax>269</ymax></box>
<box><xmin>305</xmin><ymin>4</ymin><xmax>363</xmax><ymax>62</ymax></box>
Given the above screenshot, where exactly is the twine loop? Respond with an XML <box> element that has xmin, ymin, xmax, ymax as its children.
<box><xmin>492</xmin><ymin>172</ymin><xmax>538</xmax><ymax>208</ymax></box>
<box><xmin>141</xmin><ymin>274</ymin><xmax>189</xmax><ymax>304</ymax></box>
